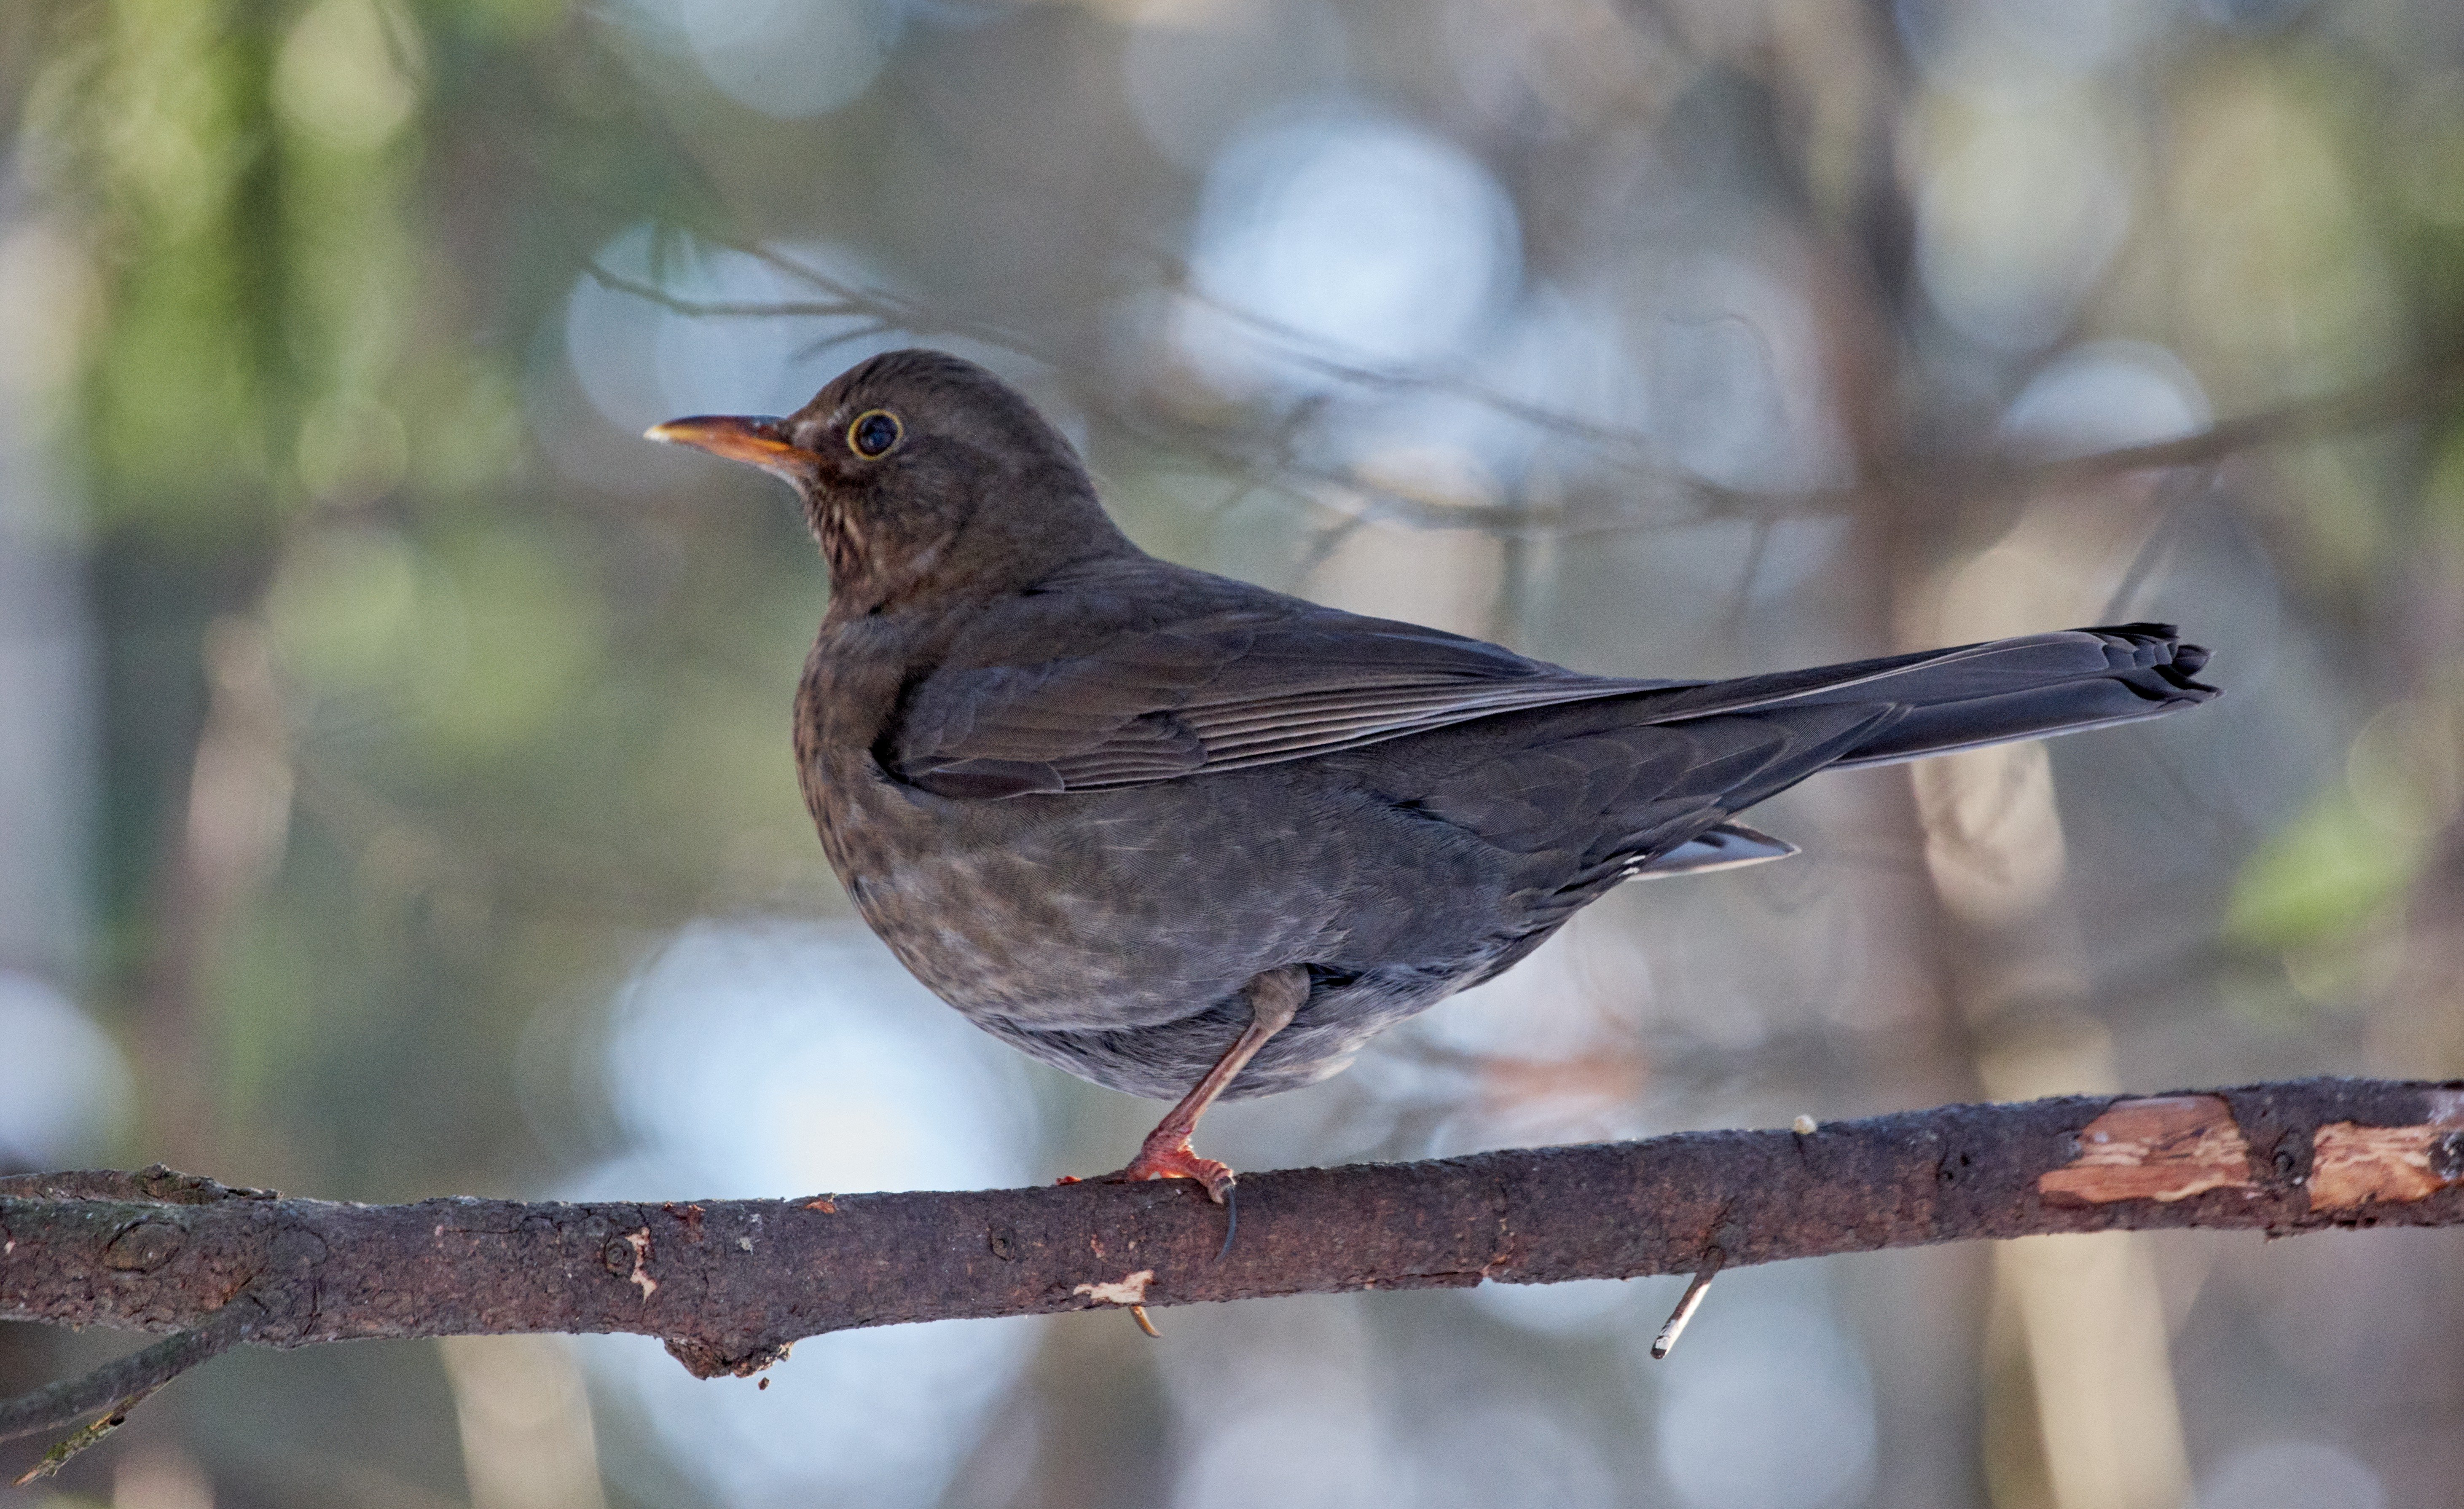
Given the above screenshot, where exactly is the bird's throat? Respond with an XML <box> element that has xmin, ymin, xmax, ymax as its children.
<box><xmin>808</xmin><ymin>496</ymin><xmax>867</xmax><ymax>588</ymax></box>
<box><xmin>812</xmin><ymin>502</ymin><xmax>970</xmax><ymax>623</ymax></box>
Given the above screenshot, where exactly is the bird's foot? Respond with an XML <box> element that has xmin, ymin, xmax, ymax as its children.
<box><xmin>1108</xmin><ymin>1134</ymin><xmax>1236</xmax><ymax>1204</ymax></box>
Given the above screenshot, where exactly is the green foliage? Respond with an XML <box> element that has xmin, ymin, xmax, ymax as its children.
<box><xmin>2225</xmin><ymin>786</ymin><xmax>2428</xmax><ymax>950</ymax></box>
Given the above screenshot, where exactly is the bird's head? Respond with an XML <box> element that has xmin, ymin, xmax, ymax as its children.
<box><xmin>648</xmin><ymin>348</ymin><xmax>1130</xmax><ymax>616</ymax></box>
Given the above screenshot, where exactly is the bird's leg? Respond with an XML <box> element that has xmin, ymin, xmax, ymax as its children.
<box><xmin>1109</xmin><ymin>966</ymin><xmax>1307</xmax><ymax>1203</ymax></box>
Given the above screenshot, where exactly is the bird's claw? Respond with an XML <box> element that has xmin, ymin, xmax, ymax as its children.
<box><xmin>1109</xmin><ymin>1137</ymin><xmax>1237</xmax><ymax>1204</ymax></box>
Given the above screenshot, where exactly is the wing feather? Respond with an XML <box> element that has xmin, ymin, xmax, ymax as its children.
<box><xmin>894</xmin><ymin>603</ymin><xmax>1669</xmax><ymax>796</ymax></box>
<box><xmin>886</xmin><ymin>555</ymin><xmax>2198</xmax><ymax>801</ymax></box>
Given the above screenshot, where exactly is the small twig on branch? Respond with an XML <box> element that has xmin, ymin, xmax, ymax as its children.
<box><xmin>1650</xmin><ymin>1246</ymin><xmax>1724</xmax><ymax>1359</ymax></box>
<box><xmin>3</xmin><ymin>1077</ymin><xmax>2461</xmax><ymax>1470</ymax></box>
<box><xmin>0</xmin><ymin>1297</ymin><xmax>262</xmax><ymax>1474</ymax></box>
<box><xmin>10</xmin><ymin>1384</ymin><xmax>158</xmax><ymax>1485</ymax></box>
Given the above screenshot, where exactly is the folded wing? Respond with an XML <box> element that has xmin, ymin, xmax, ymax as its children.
<box><xmin>891</xmin><ymin>558</ymin><xmax>2215</xmax><ymax>802</ymax></box>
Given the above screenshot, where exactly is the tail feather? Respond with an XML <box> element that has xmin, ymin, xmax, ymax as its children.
<box><xmin>1641</xmin><ymin>623</ymin><xmax>2218</xmax><ymax>768</ymax></box>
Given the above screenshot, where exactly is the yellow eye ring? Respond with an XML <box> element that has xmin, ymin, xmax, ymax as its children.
<box><xmin>847</xmin><ymin>409</ymin><xmax>903</xmax><ymax>459</ymax></box>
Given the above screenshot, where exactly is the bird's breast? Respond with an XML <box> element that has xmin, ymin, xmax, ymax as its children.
<box><xmin>795</xmin><ymin>624</ymin><xmax>1571</xmax><ymax>1048</ymax></box>
<box><xmin>808</xmin><ymin>764</ymin><xmax>1349</xmax><ymax>1032</ymax></box>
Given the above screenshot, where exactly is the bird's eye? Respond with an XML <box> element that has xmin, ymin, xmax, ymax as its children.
<box><xmin>848</xmin><ymin>410</ymin><xmax>902</xmax><ymax>459</ymax></box>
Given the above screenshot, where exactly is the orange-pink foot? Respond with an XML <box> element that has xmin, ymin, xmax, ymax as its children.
<box><xmin>1109</xmin><ymin>1137</ymin><xmax>1236</xmax><ymax>1203</ymax></box>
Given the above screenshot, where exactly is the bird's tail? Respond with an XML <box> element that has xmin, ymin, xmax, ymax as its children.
<box><xmin>1635</xmin><ymin>622</ymin><xmax>2218</xmax><ymax>767</ymax></box>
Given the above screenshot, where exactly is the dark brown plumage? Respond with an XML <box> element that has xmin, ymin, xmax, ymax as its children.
<box><xmin>650</xmin><ymin>348</ymin><xmax>2219</xmax><ymax>1198</ymax></box>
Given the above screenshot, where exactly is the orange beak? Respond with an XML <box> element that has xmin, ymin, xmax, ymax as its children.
<box><xmin>644</xmin><ymin>415</ymin><xmax>812</xmax><ymax>474</ymax></box>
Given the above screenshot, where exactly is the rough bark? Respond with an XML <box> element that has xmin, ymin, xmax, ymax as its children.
<box><xmin>3</xmin><ymin>1076</ymin><xmax>2460</xmax><ymax>1424</ymax></box>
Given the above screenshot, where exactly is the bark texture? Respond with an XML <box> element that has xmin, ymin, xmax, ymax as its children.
<box><xmin>3</xmin><ymin>1077</ymin><xmax>2459</xmax><ymax>1396</ymax></box>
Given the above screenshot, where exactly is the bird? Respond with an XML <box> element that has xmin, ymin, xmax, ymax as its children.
<box><xmin>648</xmin><ymin>348</ymin><xmax>2218</xmax><ymax>1203</ymax></box>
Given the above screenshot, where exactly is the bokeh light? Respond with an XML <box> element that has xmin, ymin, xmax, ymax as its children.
<box><xmin>1406</xmin><ymin>1397</ymin><xmax>1621</xmax><ymax>1509</ymax></box>
<box><xmin>574</xmin><ymin>921</ymin><xmax>1044</xmax><ymax>1508</ymax></box>
<box><xmin>1915</xmin><ymin>87</ymin><xmax>2132</xmax><ymax>351</ymax></box>
<box><xmin>591</xmin><ymin>919</ymin><xmax>1039</xmax><ymax>1202</ymax></box>
<box><xmin>564</xmin><ymin>229</ymin><xmax>906</xmax><ymax>437</ymax></box>
<box><xmin>1645</xmin><ymin>1287</ymin><xmax>1878</xmax><ymax>1509</ymax></box>
<box><xmin>621</xmin><ymin>0</ymin><xmax>903</xmax><ymax>119</ymax></box>
<box><xmin>1176</xmin><ymin>110</ymin><xmax>1521</xmax><ymax>388</ymax></box>
<box><xmin>1122</xmin><ymin>0</ymin><xmax>1349</xmax><ymax>169</ymax></box>
<box><xmin>0</xmin><ymin>972</ymin><xmax>129</xmax><ymax>1167</ymax></box>
<box><xmin>1998</xmin><ymin>341</ymin><xmax>2211</xmax><ymax>461</ymax></box>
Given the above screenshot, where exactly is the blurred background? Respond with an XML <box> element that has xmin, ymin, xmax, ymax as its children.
<box><xmin>2</xmin><ymin>0</ymin><xmax>2461</xmax><ymax>1505</ymax></box>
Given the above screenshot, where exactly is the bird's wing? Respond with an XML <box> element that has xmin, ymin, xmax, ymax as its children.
<box><xmin>894</xmin><ymin>552</ymin><xmax>2212</xmax><ymax>801</ymax></box>
<box><xmin>892</xmin><ymin>596</ymin><xmax>1672</xmax><ymax>799</ymax></box>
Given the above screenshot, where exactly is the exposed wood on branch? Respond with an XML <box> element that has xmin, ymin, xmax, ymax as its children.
<box><xmin>4</xmin><ymin>1076</ymin><xmax>2461</xmax><ymax>1462</ymax></box>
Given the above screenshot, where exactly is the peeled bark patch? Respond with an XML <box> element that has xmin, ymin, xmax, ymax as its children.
<box><xmin>2038</xmin><ymin>1095</ymin><xmax>2255</xmax><ymax>1205</ymax></box>
<box><xmin>2308</xmin><ymin>1090</ymin><xmax>2464</xmax><ymax>1210</ymax></box>
<box><xmin>1072</xmin><ymin>1270</ymin><xmax>1154</xmax><ymax>1307</ymax></box>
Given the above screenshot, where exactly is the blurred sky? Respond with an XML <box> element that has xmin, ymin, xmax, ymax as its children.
<box><xmin>5</xmin><ymin>0</ymin><xmax>2464</xmax><ymax>1506</ymax></box>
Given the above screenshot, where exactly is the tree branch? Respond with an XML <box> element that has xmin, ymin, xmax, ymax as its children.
<box><xmin>3</xmin><ymin>1077</ymin><xmax>2459</xmax><ymax>1449</ymax></box>
<box><xmin>1</xmin><ymin>1299</ymin><xmax>260</xmax><ymax>1480</ymax></box>
<box><xmin>582</xmin><ymin>233</ymin><xmax>2464</xmax><ymax>542</ymax></box>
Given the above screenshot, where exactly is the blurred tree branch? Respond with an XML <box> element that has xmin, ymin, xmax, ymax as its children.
<box><xmin>5</xmin><ymin>1075</ymin><xmax>2463</xmax><ymax>1470</ymax></box>
<box><xmin>582</xmin><ymin>248</ymin><xmax>2464</xmax><ymax>544</ymax></box>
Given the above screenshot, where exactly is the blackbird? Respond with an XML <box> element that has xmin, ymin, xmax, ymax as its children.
<box><xmin>650</xmin><ymin>348</ymin><xmax>2218</xmax><ymax>1199</ymax></box>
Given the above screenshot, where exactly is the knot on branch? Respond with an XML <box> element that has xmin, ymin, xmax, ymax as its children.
<box><xmin>663</xmin><ymin>1336</ymin><xmax>795</xmax><ymax>1379</ymax></box>
<box><xmin>102</xmin><ymin>1219</ymin><xmax>185</xmax><ymax>1273</ymax></box>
